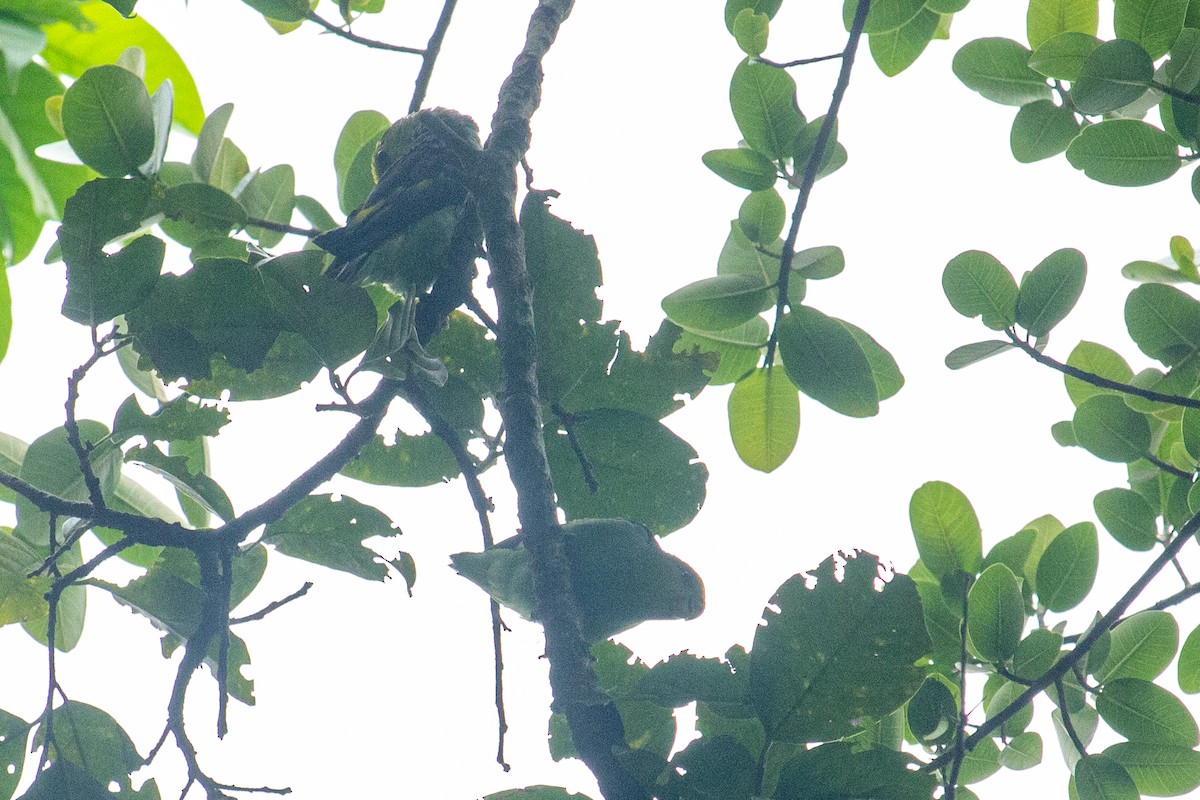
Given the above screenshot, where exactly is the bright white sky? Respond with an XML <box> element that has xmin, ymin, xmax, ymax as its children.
<box><xmin>3</xmin><ymin>1</ymin><xmax>1200</xmax><ymax>798</ymax></box>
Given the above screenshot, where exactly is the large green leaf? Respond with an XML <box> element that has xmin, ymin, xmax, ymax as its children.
<box><xmin>1094</xmin><ymin>610</ymin><xmax>1179</xmax><ymax>683</ymax></box>
<box><xmin>909</xmin><ymin>481</ymin><xmax>983</xmax><ymax>579</ymax></box>
<box><xmin>1075</xmin><ymin>753</ymin><xmax>1139</xmax><ymax>800</ymax></box>
<box><xmin>967</xmin><ymin>563</ymin><xmax>1026</xmax><ymax>662</ymax></box>
<box><xmin>868</xmin><ymin>9</ymin><xmax>939</xmax><ymax>77</ymax></box>
<box><xmin>661</xmin><ymin>275</ymin><xmax>772</xmax><ymax>334</ymax></box>
<box><xmin>1064</xmin><ymin>341</ymin><xmax>1134</xmax><ymax>405</ymax></box>
<box><xmin>773</xmin><ymin>742</ymin><xmax>936</xmax><ymax>800</ymax></box>
<box><xmin>942</xmin><ymin>250</ymin><xmax>1018</xmax><ymax>330</ymax></box>
<box><xmin>1072</xmin><ymin>394</ymin><xmax>1151</xmax><ymax>463</ymax></box>
<box><xmin>1125</xmin><ymin>284</ymin><xmax>1200</xmax><ymax>366</ymax></box>
<box><xmin>1181</xmin><ymin>623</ymin><xmax>1200</xmax><ymax>693</ymax></box>
<box><xmin>545</xmin><ymin>408</ymin><xmax>707</xmax><ymax>536</ymax></box>
<box><xmin>1114</xmin><ymin>0</ymin><xmax>1188</xmax><ymax>60</ymax></box>
<box><xmin>702</xmin><ymin>147</ymin><xmax>779</xmax><ymax>190</ymax></box>
<box><xmin>1093</xmin><ymin>487</ymin><xmax>1157</xmax><ymax>551</ymax></box>
<box><xmin>728</xmin><ymin>367</ymin><xmax>799</xmax><ymax>473</ymax></box>
<box><xmin>1066</xmin><ymin>120</ymin><xmax>1181</xmax><ymax>186</ymax></box>
<box><xmin>61</xmin><ymin>64</ymin><xmax>154</xmax><ymax>177</ymax></box>
<box><xmin>1010</xmin><ymin>99</ymin><xmax>1081</xmax><ymax>163</ymax></box>
<box><xmin>777</xmin><ymin>305</ymin><xmax>879</xmax><ymax>417</ymax></box>
<box><xmin>844</xmin><ymin>0</ymin><xmax>926</xmax><ymax>35</ymax></box>
<box><xmin>262</xmin><ymin>494</ymin><xmax>401</xmax><ymax>581</ymax></box>
<box><xmin>334</xmin><ymin>109</ymin><xmax>388</xmax><ymax>214</ymax></box>
<box><xmin>1014</xmin><ymin>247</ymin><xmax>1086</xmax><ymax>337</ymax></box>
<box><xmin>1097</xmin><ymin>678</ymin><xmax>1198</xmax><ymax>747</ymax></box>
<box><xmin>1071</xmin><ymin>39</ymin><xmax>1154</xmax><ymax>115</ymax></box>
<box><xmin>1104</xmin><ymin>742</ymin><xmax>1200</xmax><ymax>796</ymax></box>
<box><xmin>729</xmin><ymin>60</ymin><xmax>804</xmax><ymax>161</ymax></box>
<box><xmin>35</xmin><ymin>701</ymin><xmax>151</xmax><ymax>798</ymax></box>
<box><xmin>953</xmin><ymin>38</ymin><xmax>1052</xmax><ymax>106</ymax></box>
<box><xmin>341</xmin><ymin>431</ymin><xmax>460</xmax><ymax>487</ymax></box>
<box><xmin>1034</xmin><ymin>521</ymin><xmax>1098</xmax><ymax>611</ymax></box>
<box><xmin>750</xmin><ymin>552</ymin><xmax>930</xmax><ymax>742</ymax></box>
<box><xmin>43</xmin><ymin>1</ymin><xmax>203</xmax><ymax>132</ymax></box>
<box><xmin>1029</xmin><ymin>32</ymin><xmax>1102</xmax><ymax>81</ymax></box>
<box><xmin>1027</xmin><ymin>0</ymin><xmax>1099</xmax><ymax>49</ymax></box>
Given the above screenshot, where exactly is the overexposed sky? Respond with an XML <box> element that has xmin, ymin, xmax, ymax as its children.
<box><xmin>3</xmin><ymin>1</ymin><xmax>1200</xmax><ymax>797</ymax></box>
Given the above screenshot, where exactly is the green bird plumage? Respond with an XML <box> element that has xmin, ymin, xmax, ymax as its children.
<box><xmin>315</xmin><ymin>107</ymin><xmax>483</xmax><ymax>342</ymax></box>
<box><xmin>450</xmin><ymin>519</ymin><xmax>705</xmax><ymax>642</ymax></box>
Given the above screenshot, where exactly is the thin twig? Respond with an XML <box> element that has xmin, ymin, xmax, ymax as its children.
<box><xmin>1006</xmin><ymin>332</ymin><xmax>1200</xmax><ymax>410</ymax></box>
<box><xmin>1054</xmin><ymin>680</ymin><xmax>1088</xmax><ymax>756</ymax></box>
<box><xmin>764</xmin><ymin>0</ymin><xmax>869</xmax><ymax>368</ymax></box>
<box><xmin>758</xmin><ymin>52</ymin><xmax>844</xmax><ymax>68</ymax></box>
<box><xmin>944</xmin><ymin>585</ymin><xmax>969</xmax><ymax>800</ymax></box>
<box><xmin>231</xmin><ymin>582</ymin><xmax>314</xmax><ymax>625</ymax></box>
<box><xmin>64</xmin><ymin>341</ymin><xmax>111</xmax><ymax>510</ymax></box>
<box><xmin>244</xmin><ymin>218</ymin><xmax>320</xmax><ymax>238</ymax></box>
<box><xmin>409</xmin><ymin>0</ymin><xmax>459</xmax><ymax>113</ymax></box>
<box><xmin>305</xmin><ymin>11</ymin><xmax>424</xmax><ymax>54</ymax></box>
<box><xmin>550</xmin><ymin>403</ymin><xmax>599</xmax><ymax>493</ymax></box>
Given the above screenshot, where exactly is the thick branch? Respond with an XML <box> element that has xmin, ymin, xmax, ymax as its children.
<box><xmin>477</xmin><ymin>2</ymin><xmax>645</xmax><ymax>798</ymax></box>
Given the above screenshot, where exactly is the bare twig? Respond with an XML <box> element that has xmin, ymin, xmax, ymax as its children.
<box><xmin>231</xmin><ymin>582</ymin><xmax>315</xmax><ymax>625</ymax></box>
<box><xmin>244</xmin><ymin>218</ymin><xmax>320</xmax><ymax>238</ymax></box>
<box><xmin>550</xmin><ymin>403</ymin><xmax>599</xmax><ymax>493</ymax></box>
<box><xmin>1054</xmin><ymin>680</ymin><xmax>1088</xmax><ymax>757</ymax></box>
<box><xmin>758</xmin><ymin>52</ymin><xmax>843</xmax><ymax>68</ymax></box>
<box><xmin>409</xmin><ymin>0</ymin><xmax>459</xmax><ymax>113</ymax></box>
<box><xmin>64</xmin><ymin>340</ymin><xmax>113</xmax><ymax>510</ymax></box>
<box><xmin>305</xmin><ymin>11</ymin><xmax>423</xmax><ymax>54</ymax></box>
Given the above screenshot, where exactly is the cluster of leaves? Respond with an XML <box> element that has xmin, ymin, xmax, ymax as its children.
<box><xmin>664</xmin><ymin>0</ymin><xmax>921</xmax><ymax>474</ymax></box>
<box><xmin>952</xmin><ymin>0</ymin><xmax>1200</xmax><ymax>189</ymax></box>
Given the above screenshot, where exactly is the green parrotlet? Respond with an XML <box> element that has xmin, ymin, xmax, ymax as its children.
<box><xmin>314</xmin><ymin>107</ymin><xmax>483</xmax><ymax>343</ymax></box>
<box><xmin>450</xmin><ymin>519</ymin><xmax>705</xmax><ymax>642</ymax></box>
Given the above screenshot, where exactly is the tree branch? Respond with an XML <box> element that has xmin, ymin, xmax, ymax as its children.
<box><xmin>305</xmin><ymin>11</ymin><xmax>424</xmax><ymax>54</ymax></box>
<box><xmin>1006</xmin><ymin>332</ymin><xmax>1200</xmax><ymax>410</ymax></box>
<box><xmin>764</xmin><ymin>0</ymin><xmax>870</xmax><ymax>368</ymax></box>
<box><xmin>408</xmin><ymin>0</ymin><xmax>459</xmax><ymax>113</ymax></box>
<box><xmin>476</xmin><ymin>2</ymin><xmax>647</xmax><ymax>797</ymax></box>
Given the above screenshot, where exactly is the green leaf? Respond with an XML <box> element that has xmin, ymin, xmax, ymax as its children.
<box><xmin>702</xmin><ymin>147</ymin><xmax>778</xmax><ymax>190</ymax></box>
<box><xmin>728</xmin><ymin>367</ymin><xmax>799</xmax><ymax>473</ymax></box>
<box><xmin>667</xmin><ymin>735</ymin><xmax>757</xmax><ymax>799</ymax></box>
<box><xmin>190</xmin><ymin>102</ymin><xmax>233</xmax><ymax>186</ymax></box>
<box><xmin>111</xmin><ymin>394</ymin><xmax>229</xmax><ymax>446</ymax></box>
<box><xmin>1066</xmin><ymin>119</ymin><xmax>1182</xmax><ymax>186</ymax></box>
<box><xmin>1121</xmin><ymin>258</ymin><xmax>1190</xmax><ymax>284</ymax></box>
<box><xmin>1072</xmin><ymin>394</ymin><xmax>1151</xmax><ymax>462</ymax></box>
<box><xmin>732</xmin><ymin>8</ymin><xmax>769</xmax><ymax>56</ymax></box>
<box><xmin>1053</xmin><ymin>705</ymin><xmax>1099</xmax><ymax>770</ymax></box>
<box><xmin>774</xmin><ymin>742</ymin><xmax>936</xmax><ymax>799</ymax></box>
<box><xmin>1114</xmin><ymin>0</ymin><xmax>1188</xmax><ymax>60</ymax></box>
<box><xmin>661</xmin><ymin>274</ymin><xmax>771</xmax><ymax>333</ymax></box>
<box><xmin>777</xmin><ymin>305</ymin><xmax>879</xmax><ymax>417</ymax></box>
<box><xmin>1075</xmin><ymin>753</ymin><xmax>1139</xmax><ymax>800</ymax></box>
<box><xmin>985</xmin><ymin>679</ymin><xmax>1035</xmax><ymax>737</ymax></box>
<box><xmin>750</xmin><ymin>552</ymin><xmax>930</xmax><ymax>742</ymax></box>
<box><xmin>909</xmin><ymin>481</ymin><xmax>983</xmax><ymax>579</ymax></box>
<box><xmin>484</xmin><ymin>788</ymin><xmax>595</xmax><ymax>800</ymax></box>
<box><xmin>724</xmin><ymin>0</ymin><xmax>782</xmax><ymax>32</ymax></box>
<box><xmin>945</xmin><ymin>340</ymin><xmax>1014</xmax><ymax>369</ymax></box>
<box><xmin>1093</xmin><ymin>487</ymin><xmax>1157</xmax><ymax>550</ymax></box>
<box><xmin>124</xmin><ymin>443</ymin><xmax>234</xmax><ymax>521</ymax></box>
<box><xmin>1180</xmin><ymin>623</ymin><xmax>1200</xmax><ymax>693</ymax></box>
<box><xmin>737</xmin><ymin>188</ymin><xmax>785</xmax><ymax>244</ymax></box>
<box><xmin>242</xmin><ymin>164</ymin><xmax>296</xmax><ymax>248</ymax></box>
<box><xmin>957</xmin><ymin>735</ymin><xmax>1003</xmax><ymax>784</ymax></box>
<box><xmin>942</xmin><ymin>250</ymin><xmax>1019</xmax><ymax>330</ymax></box>
<box><xmin>1011</xmin><ymin>99</ymin><xmax>1081</xmax><ymax>162</ymax></box>
<box><xmin>60</xmin><ymin>64</ymin><xmax>154</xmax><ymax>177</ymax></box>
<box><xmin>675</xmin><ymin>322</ymin><xmax>764</xmax><ymax>385</ymax></box>
<box><xmin>1001</xmin><ymin>731</ymin><xmax>1044</xmax><ymax>770</ymax></box>
<box><xmin>1097</xmin><ymin>678</ymin><xmax>1198</xmax><ymax>747</ymax></box>
<box><xmin>1094</xmin><ymin>610</ymin><xmax>1179</xmax><ymax>683</ymax></box>
<box><xmin>1104</xmin><ymin>742</ymin><xmax>1200</xmax><ymax>796</ymax></box>
<box><xmin>967</xmin><ymin>563</ymin><xmax>1026</xmax><ymax>662</ymax></box>
<box><xmin>1125</xmin><ymin>284</ymin><xmax>1200</xmax><ymax>366</ymax></box>
<box><xmin>1015</xmin><ymin>247</ymin><xmax>1086</xmax><ymax>337</ymax></box>
<box><xmin>792</xmin><ymin>245</ymin><xmax>844</xmax><ymax>280</ymax></box>
<box><xmin>36</xmin><ymin>701</ymin><xmax>148</xmax><ymax>796</ymax></box>
<box><xmin>240</xmin><ymin>0</ymin><xmax>309</xmax><ymax>22</ymax></box>
<box><xmin>845</xmin><ymin>0</ymin><xmax>926</xmax><ymax>35</ymax></box>
<box><xmin>341</xmin><ymin>431</ymin><xmax>460</xmax><ymax>487</ymax></box>
<box><xmin>545</xmin><ymin>408</ymin><xmax>706</xmax><ymax>536</ymax></box>
<box><xmin>1071</xmin><ymin>39</ymin><xmax>1155</xmax><ymax>115</ymax></box>
<box><xmin>729</xmin><ymin>60</ymin><xmax>804</xmax><ymax>160</ymax></box>
<box><xmin>1013</xmin><ymin>628</ymin><xmax>1065</xmax><ymax>680</ymax></box>
<box><xmin>906</xmin><ymin>675</ymin><xmax>958</xmax><ymax>744</ymax></box>
<box><xmin>843</xmin><ymin>321</ymin><xmax>903</xmax><ymax>401</ymax></box>
<box><xmin>868</xmin><ymin>8</ymin><xmax>939</xmax><ymax>77</ymax></box>
<box><xmin>163</xmin><ymin>182</ymin><xmax>247</xmax><ymax>237</ymax></box>
<box><xmin>43</xmin><ymin>1</ymin><xmax>203</xmax><ymax>133</ymax></box>
<box><xmin>262</xmin><ymin>494</ymin><xmax>400</xmax><ymax>581</ymax></box>
<box><xmin>1027</xmin><ymin>0</ymin><xmax>1099</xmax><ymax>49</ymax></box>
<box><xmin>953</xmin><ymin>38</ymin><xmax>1052</xmax><ymax>106</ymax></box>
<box><xmin>1064</xmin><ymin>341</ymin><xmax>1134</xmax><ymax>405</ymax></box>
<box><xmin>1035</xmin><ymin>521</ymin><xmax>1098</xmax><ymax>611</ymax></box>
<box><xmin>1029</xmin><ymin>32</ymin><xmax>1102</xmax><ymax>81</ymax></box>
<box><xmin>334</xmin><ymin>109</ymin><xmax>388</xmax><ymax>214</ymax></box>
<box><xmin>0</xmin><ymin>530</ymin><xmax>51</xmax><ymax>628</ymax></box>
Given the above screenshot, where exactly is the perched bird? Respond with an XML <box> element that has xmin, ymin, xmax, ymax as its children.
<box><xmin>451</xmin><ymin>519</ymin><xmax>705</xmax><ymax>642</ymax></box>
<box><xmin>314</xmin><ymin>107</ymin><xmax>483</xmax><ymax>342</ymax></box>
